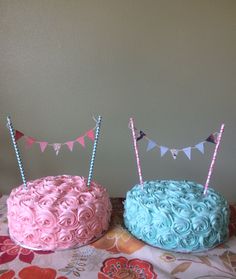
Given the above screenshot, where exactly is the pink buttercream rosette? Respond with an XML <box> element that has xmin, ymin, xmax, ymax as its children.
<box><xmin>7</xmin><ymin>175</ymin><xmax>112</xmax><ymax>251</ymax></box>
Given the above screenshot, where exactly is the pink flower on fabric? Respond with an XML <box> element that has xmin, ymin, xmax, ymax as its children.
<box><xmin>98</xmin><ymin>256</ymin><xmax>157</xmax><ymax>278</ymax></box>
<box><xmin>0</xmin><ymin>235</ymin><xmax>53</xmax><ymax>265</ymax></box>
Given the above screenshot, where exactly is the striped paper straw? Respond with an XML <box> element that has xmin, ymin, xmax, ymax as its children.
<box><xmin>7</xmin><ymin>116</ymin><xmax>27</xmax><ymax>189</ymax></box>
<box><xmin>129</xmin><ymin>118</ymin><xmax>143</xmax><ymax>185</ymax></box>
<box><xmin>204</xmin><ymin>123</ymin><xmax>225</xmax><ymax>195</ymax></box>
<box><xmin>87</xmin><ymin>116</ymin><xmax>102</xmax><ymax>187</ymax></box>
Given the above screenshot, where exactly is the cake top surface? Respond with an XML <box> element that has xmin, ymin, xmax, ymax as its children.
<box><xmin>126</xmin><ymin>180</ymin><xmax>228</xmax><ymax>213</ymax></box>
<box><xmin>8</xmin><ymin>175</ymin><xmax>109</xmax><ymax>209</ymax></box>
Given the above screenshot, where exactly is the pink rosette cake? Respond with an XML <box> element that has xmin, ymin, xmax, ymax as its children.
<box><xmin>7</xmin><ymin>175</ymin><xmax>112</xmax><ymax>250</ymax></box>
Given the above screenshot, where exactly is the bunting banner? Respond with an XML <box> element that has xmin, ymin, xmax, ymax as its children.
<box><xmin>13</xmin><ymin>123</ymin><xmax>97</xmax><ymax>156</ymax></box>
<box><xmin>134</xmin><ymin>127</ymin><xmax>220</xmax><ymax>160</ymax></box>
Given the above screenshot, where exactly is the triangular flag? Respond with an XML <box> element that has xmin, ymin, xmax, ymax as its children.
<box><xmin>170</xmin><ymin>149</ymin><xmax>179</xmax><ymax>159</ymax></box>
<box><xmin>15</xmin><ymin>130</ymin><xmax>24</xmax><ymax>141</ymax></box>
<box><xmin>136</xmin><ymin>130</ymin><xmax>146</xmax><ymax>141</ymax></box>
<box><xmin>76</xmin><ymin>136</ymin><xmax>85</xmax><ymax>148</ymax></box>
<box><xmin>39</xmin><ymin>141</ymin><xmax>48</xmax><ymax>152</ymax></box>
<box><xmin>25</xmin><ymin>137</ymin><xmax>36</xmax><ymax>148</ymax></box>
<box><xmin>206</xmin><ymin>134</ymin><xmax>217</xmax><ymax>144</ymax></box>
<box><xmin>86</xmin><ymin>129</ymin><xmax>95</xmax><ymax>141</ymax></box>
<box><xmin>183</xmin><ymin>147</ymin><xmax>191</xmax><ymax>160</ymax></box>
<box><xmin>195</xmin><ymin>142</ymin><xmax>205</xmax><ymax>154</ymax></box>
<box><xmin>160</xmin><ymin>146</ymin><xmax>169</xmax><ymax>157</ymax></box>
<box><xmin>146</xmin><ymin>140</ymin><xmax>157</xmax><ymax>152</ymax></box>
<box><xmin>66</xmin><ymin>141</ymin><xmax>74</xmax><ymax>151</ymax></box>
<box><xmin>53</xmin><ymin>143</ymin><xmax>61</xmax><ymax>156</ymax></box>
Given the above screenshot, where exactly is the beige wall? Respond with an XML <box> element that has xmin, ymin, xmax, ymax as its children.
<box><xmin>0</xmin><ymin>0</ymin><xmax>235</xmax><ymax>201</ymax></box>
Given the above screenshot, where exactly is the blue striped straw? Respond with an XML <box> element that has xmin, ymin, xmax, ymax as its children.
<box><xmin>7</xmin><ymin>116</ymin><xmax>27</xmax><ymax>189</ymax></box>
<box><xmin>87</xmin><ymin>116</ymin><xmax>102</xmax><ymax>187</ymax></box>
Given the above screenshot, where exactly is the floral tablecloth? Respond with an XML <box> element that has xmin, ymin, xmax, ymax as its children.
<box><xmin>0</xmin><ymin>195</ymin><xmax>236</xmax><ymax>279</ymax></box>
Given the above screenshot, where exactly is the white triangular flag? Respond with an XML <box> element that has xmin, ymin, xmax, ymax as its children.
<box><xmin>170</xmin><ymin>149</ymin><xmax>179</xmax><ymax>159</ymax></box>
<box><xmin>160</xmin><ymin>146</ymin><xmax>169</xmax><ymax>157</ymax></box>
<box><xmin>53</xmin><ymin>143</ymin><xmax>61</xmax><ymax>156</ymax></box>
<box><xmin>195</xmin><ymin>142</ymin><xmax>204</xmax><ymax>154</ymax></box>
<box><xmin>146</xmin><ymin>140</ymin><xmax>157</xmax><ymax>152</ymax></box>
<box><xmin>183</xmin><ymin>147</ymin><xmax>191</xmax><ymax>160</ymax></box>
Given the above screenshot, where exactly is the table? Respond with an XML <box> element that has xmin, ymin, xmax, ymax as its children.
<box><xmin>0</xmin><ymin>195</ymin><xmax>236</xmax><ymax>279</ymax></box>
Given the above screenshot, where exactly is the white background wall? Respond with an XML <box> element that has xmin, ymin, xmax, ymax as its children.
<box><xmin>0</xmin><ymin>1</ymin><xmax>235</xmax><ymax>201</ymax></box>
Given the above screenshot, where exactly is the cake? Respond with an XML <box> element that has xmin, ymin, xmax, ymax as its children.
<box><xmin>7</xmin><ymin>175</ymin><xmax>112</xmax><ymax>250</ymax></box>
<box><xmin>124</xmin><ymin>180</ymin><xmax>229</xmax><ymax>252</ymax></box>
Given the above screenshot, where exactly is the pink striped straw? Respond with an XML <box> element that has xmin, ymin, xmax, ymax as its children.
<box><xmin>129</xmin><ymin>118</ymin><xmax>143</xmax><ymax>185</ymax></box>
<box><xmin>204</xmin><ymin>123</ymin><xmax>225</xmax><ymax>195</ymax></box>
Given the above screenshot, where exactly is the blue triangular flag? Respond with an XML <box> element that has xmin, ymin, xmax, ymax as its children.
<box><xmin>160</xmin><ymin>146</ymin><xmax>169</xmax><ymax>157</ymax></box>
<box><xmin>183</xmin><ymin>147</ymin><xmax>191</xmax><ymax>160</ymax></box>
<box><xmin>146</xmin><ymin>140</ymin><xmax>157</xmax><ymax>152</ymax></box>
<box><xmin>195</xmin><ymin>142</ymin><xmax>204</xmax><ymax>154</ymax></box>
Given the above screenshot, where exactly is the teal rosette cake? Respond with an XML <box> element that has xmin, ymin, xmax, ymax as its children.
<box><xmin>124</xmin><ymin>180</ymin><xmax>229</xmax><ymax>252</ymax></box>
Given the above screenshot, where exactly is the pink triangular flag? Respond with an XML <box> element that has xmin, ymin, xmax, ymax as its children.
<box><xmin>76</xmin><ymin>136</ymin><xmax>85</xmax><ymax>148</ymax></box>
<box><xmin>15</xmin><ymin>130</ymin><xmax>24</xmax><ymax>141</ymax></box>
<box><xmin>25</xmin><ymin>137</ymin><xmax>36</xmax><ymax>148</ymax></box>
<box><xmin>66</xmin><ymin>141</ymin><xmax>74</xmax><ymax>151</ymax></box>
<box><xmin>170</xmin><ymin>149</ymin><xmax>179</xmax><ymax>159</ymax></box>
<box><xmin>86</xmin><ymin>129</ymin><xmax>95</xmax><ymax>141</ymax></box>
<box><xmin>183</xmin><ymin>147</ymin><xmax>191</xmax><ymax>160</ymax></box>
<box><xmin>39</xmin><ymin>141</ymin><xmax>48</xmax><ymax>152</ymax></box>
<box><xmin>53</xmin><ymin>143</ymin><xmax>61</xmax><ymax>155</ymax></box>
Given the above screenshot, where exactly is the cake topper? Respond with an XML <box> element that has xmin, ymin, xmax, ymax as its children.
<box><xmin>134</xmin><ymin>127</ymin><xmax>220</xmax><ymax>159</ymax></box>
<box><xmin>204</xmin><ymin>123</ymin><xmax>225</xmax><ymax>195</ymax></box>
<box><xmin>6</xmin><ymin>115</ymin><xmax>102</xmax><ymax>188</ymax></box>
<box><xmin>87</xmin><ymin>115</ymin><xmax>102</xmax><ymax>187</ymax></box>
<box><xmin>129</xmin><ymin>118</ymin><xmax>225</xmax><ymax>195</ymax></box>
<box><xmin>129</xmin><ymin>118</ymin><xmax>143</xmax><ymax>185</ymax></box>
<box><xmin>10</xmin><ymin>123</ymin><xmax>96</xmax><ymax>155</ymax></box>
<box><xmin>7</xmin><ymin>116</ymin><xmax>27</xmax><ymax>189</ymax></box>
